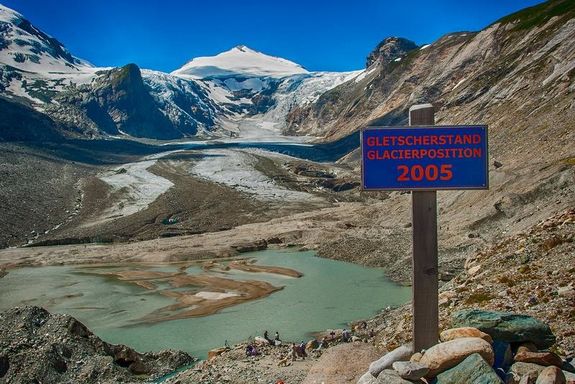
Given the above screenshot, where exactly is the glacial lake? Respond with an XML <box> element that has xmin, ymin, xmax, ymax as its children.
<box><xmin>0</xmin><ymin>249</ymin><xmax>410</xmax><ymax>359</ymax></box>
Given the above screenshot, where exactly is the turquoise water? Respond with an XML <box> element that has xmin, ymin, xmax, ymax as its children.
<box><xmin>0</xmin><ymin>249</ymin><xmax>410</xmax><ymax>358</ymax></box>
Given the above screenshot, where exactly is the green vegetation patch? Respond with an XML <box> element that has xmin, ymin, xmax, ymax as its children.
<box><xmin>496</xmin><ymin>0</ymin><xmax>575</xmax><ymax>31</ymax></box>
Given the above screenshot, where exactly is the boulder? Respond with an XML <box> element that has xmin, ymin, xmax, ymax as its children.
<box><xmin>128</xmin><ymin>360</ymin><xmax>149</xmax><ymax>375</ymax></box>
<box><xmin>375</xmin><ymin>369</ymin><xmax>417</xmax><ymax>383</ymax></box>
<box><xmin>435</xmin><ymin>353</ymin><xmax>502</xmax><ymax>384</ymax></box>
<box><xmin>392</xmin><ymin>361</ymin><xmax>429</xmax><ymax>381</ymax></box>
<box><xmin>440</xmin><ymin>327</ymin><xmax>493</xmax><ymax>343</ymax></box>
<box><xmin>535</xmin><ymin>366</ymin><xmax>566</xmax><ymax>384</ymax></box>
<box><xmin>451</xmin><ymin>310</ymin><xmax>556</xmax><ymax>349</ymax></box>
<box><xmin>515</xmin><ymin>344</ymin><xmax>563</xmax><ymax>367</ymax></box>
<box><xmin>357</xmin><ymin>371</ymin><xmax>378</xmax><ymax>384</ymax></box>
<box><xmin>368</xmin><ymin>344</ymin><xmax>413</xmax><ymax>377</ymax></box>
<box><xmin>419</xmin><ymin>337</ymin><xmax>494</xmax><ymax>378</ymax></box>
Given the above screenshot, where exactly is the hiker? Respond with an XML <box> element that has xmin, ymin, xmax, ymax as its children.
<box><xmin>264</xmin><ymin>330</ymin><xmax>272</xmax><ymax>344</ymax></box>
<box><xmin>290</xmin><ymin>343</ymin><xmax>297</xmax><ymax>361</ymax></box>
<box><xmin>299</xmin><ymin>341</ymin><xmax>307</xmax><ymax>359</ymax></box>
<box><xmin>342</xmin><ymin>328</ymin><xmax>351</xmax><ymax>342</ymax></box>
<box><xmin>275</xmin><ymin>331</ymin><xmax>280</xmax><ymax>342</ymax></box>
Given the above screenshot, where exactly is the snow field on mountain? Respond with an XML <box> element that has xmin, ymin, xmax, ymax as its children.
<box><xmin>172</xmin><ymin>45</ymin><xmax>309</xmax><ymax>79</ymax></box>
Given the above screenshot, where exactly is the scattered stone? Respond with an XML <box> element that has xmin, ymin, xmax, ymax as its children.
<box><xmin>208</xmin><ymin>347</ymin><xmax>229</xmax><ymax>361</ymax></box>
<box><xmin>368</xmin><ymin>343</ymin><xmax>413</xmax><ymax>377</ymax></box>
<box><xmin>392</xmin><ymin>361</ymin><xmax>429</xmax><ymax>380</ymax></box>
<box><xmin>493</xmin><ymin>160</ymin><xmax>503</xmax><ymax>169</ymax></box>
<box><xmin>511</xmin><ymin>362</ymin><xmax>550</xmax><ymax>383</ymax></box>
<box><xmin>0</xmin><ymin>306</ymin><xmax>195</xmax><ymax>383</ymax></box>
<box><xmin>435</xmin><ymin>353</ymin><xmax>502</xmax><ymax>384</ymax></box>
<box><xmin>451</xmin><ymin>310</ymin><xmax>556</xmax><ymax>349</ymax></box>
<box><xmin>468</xmin><ymin>265</ymin><xmax>482</xmax><ymax>276</ymax></box>
<box><xmin>509</xmin><ymin>363</ymin><xmax>575</xmax><ymax>383</ymax></box>
<box><xmin>303</xmin><ymin>342</ymin><xmax>379</xmax><ymax>384</ymax></box>
<box><xmin>440</xmin><ymin>327</ymin><xmax>493</xmax><ymax>343</ymax></box>
<box><xmin>535</xmin><ymin>366</ymin><xmax>566</xmax><ymax>384</ymax></box>
<box><xmin>419</xmin><ymin>337</ymin><xmax>494</xmax><ymax>378</ymax></box>
<box><xmin>557</xmin><ymin>285</ymin><xmax>575</xmax><ymax>298</ymax></box>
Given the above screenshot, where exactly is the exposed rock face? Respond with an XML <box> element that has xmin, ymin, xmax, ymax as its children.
<box><xmin>365</xmin><ymin>37</ymin><xmax>418</xmax><ymax>68</ymax></box>
<box><xmin>52</xmin><ymin>64</ymin><xmax>192</xmax><ymax>139</ymax></box>
<box><xmin>286</xmin><ymin>0</ymin><xmax>575</xmax><ymax>172</ymax></box>
<box><xmin>0</xmin><ymin>96</ymin><xmax>63</xmax><ymax>141</ymax></box>
<box><xmin>0</xmin><ymin>306</ymin><xmax>195</xmax><ymax>383</ymax></box>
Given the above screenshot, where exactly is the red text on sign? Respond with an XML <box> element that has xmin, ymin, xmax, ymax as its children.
<box><xmin>397</xmin><ymin>164</ymin><xmax>453</xmax><ymax>182</ymax></box>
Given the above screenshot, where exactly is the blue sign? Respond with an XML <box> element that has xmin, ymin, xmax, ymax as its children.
<box><xmin>361</xmin><ymin>125</ymin><xmax>488</xmax><ymax>190</ymax></box>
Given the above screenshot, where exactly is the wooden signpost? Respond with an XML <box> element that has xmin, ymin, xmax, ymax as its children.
<box><xmin>361</xmin><ymin>104</ymin><xmax>488</xmax><ymax>352</ymax></box>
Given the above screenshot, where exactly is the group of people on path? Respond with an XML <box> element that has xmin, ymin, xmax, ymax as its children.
<box><xmin>244</xmin><ymin>325</ymin><xmax>368</xmax><ymax>362</ymax></box>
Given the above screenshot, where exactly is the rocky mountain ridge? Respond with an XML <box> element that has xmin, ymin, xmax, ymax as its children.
<box><xmin>286</xmin><ymin>0</ymin><xmax>575</xmax><ymax>162</ymax></box>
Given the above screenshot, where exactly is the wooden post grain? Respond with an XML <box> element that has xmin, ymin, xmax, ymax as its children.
<box><xmin>409</xmin><ymin>104</ymin><xmax>439</xmax><ymax>352</ymax></box>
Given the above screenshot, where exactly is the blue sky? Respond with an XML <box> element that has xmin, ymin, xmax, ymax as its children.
<box><xmin>3</xmin><ymin>0</ymin><xmax>545</xmax><ymax>72</ymax></box>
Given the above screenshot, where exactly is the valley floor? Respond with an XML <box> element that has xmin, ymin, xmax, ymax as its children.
<box><xmin>0</xmin><ymin>135</ymin><xmax>574</xmax><ymax>383</ymax></box>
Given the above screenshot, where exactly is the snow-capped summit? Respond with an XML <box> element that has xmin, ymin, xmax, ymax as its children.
<box><xmin>171</xmin><ymin>45</ymin><xmax>309</xmax><ymax>79</ymax></box>
<box><xmin>0</xmin><ymin>3</ymin><xmax>92</xmax><ymax>73</ymax></box>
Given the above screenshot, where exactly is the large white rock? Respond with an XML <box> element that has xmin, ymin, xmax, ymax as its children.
<box><xmin>368</xmin><ymin>344</ymin><xmax>413</xmax><ymax>377</ymax></box>
<box><xmin>419</xmin><ymin>337</ymin><xmax>494</xmax><ymax>378</ymax></box>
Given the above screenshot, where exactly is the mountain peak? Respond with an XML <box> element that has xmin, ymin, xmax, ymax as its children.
<box><xmin>0</xmin><ymin>4</ymin><xmax>23</xmax><ymax>23</ymax></box>
<box><xmin>366</xmin><ymin>37</ymin><xmax>418</xmax><ymax>68</ymax></box>
<box><xmin>233</xmin><ymin>45</ymin><xmax>252</xmax><ymax>53</ymax></box>
<box><xmin>0</xmin><ymin>3</ymin><xmax>91</xmax><ymax>72</ymax></box>
<box><xmin>172</xmin><ymin>45</ymin><xmax>309</xmax><ymax>79</ymax></box>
